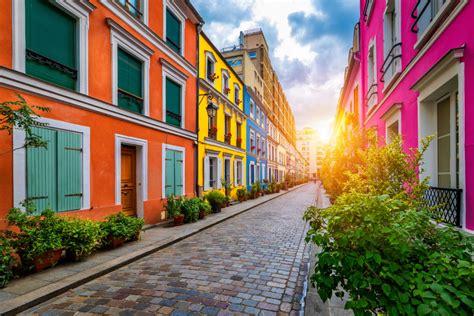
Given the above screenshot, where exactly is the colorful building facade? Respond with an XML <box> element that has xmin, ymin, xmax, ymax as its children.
<box><xmin>197</xmin><ymin>33</ymin><xmax>246</xmax><ymax>196</ymax></box>
<box><xmin>336</xmin><ymin>0</ymin><xmax>473</xmax><ymax>231</ymax></box>
<box><xmin>0</xmin><ymin>0</ymin><xmax>202</xmax><ymax>228</ymax></box>
<box><xmin>244</xmin><ymin>87</ymin><xmax>268</xmax><ymax>189</ymax></box>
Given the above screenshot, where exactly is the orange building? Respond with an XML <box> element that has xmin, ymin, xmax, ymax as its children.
<box><xmin>0</xmin><ymin>0</ymin><xmax>203</xmax><ymax>229</ymax></box>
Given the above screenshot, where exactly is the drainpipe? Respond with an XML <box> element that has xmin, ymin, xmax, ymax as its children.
<box><xmin>195</xmin><ymin>22</ymin><xmax>203</xmax><ymax>197</ymax></box>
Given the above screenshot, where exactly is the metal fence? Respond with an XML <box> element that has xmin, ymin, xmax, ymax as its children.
<box><xmin>424</xmin><ymin>187</ymin><xmax>462</xmax><ymax>227</ymax></box>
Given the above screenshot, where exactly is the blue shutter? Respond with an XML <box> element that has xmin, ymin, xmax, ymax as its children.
<box><xmin>174</xmin><ymin>151</ymin><xmax>183</xmax><ymax>196</ymax></box>
<box><xmin>165</xmin><ymin>149</ymin><xmax>175</xmax><ymax>196</ymax></box>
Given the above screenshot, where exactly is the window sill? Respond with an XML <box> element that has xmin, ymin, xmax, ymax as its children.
<box><xmin>382</xmin><ymin>69</ymin><xmax>401</xmax><ymax>94</ymax></box>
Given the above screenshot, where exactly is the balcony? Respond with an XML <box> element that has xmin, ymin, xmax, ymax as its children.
<box><xmin>365</xmin><ymin>83</ymin><xmax>378</xmax><ymax>109</ymax></box>
<box><xmin>424</xmin><ymin>187</ymin><xmax>462</xmax><ymax>227</ymax></box>
<box><xmin>380</xmin><ymin>42</ymin><xmax>402</xmax><ymax>85</ymax></box>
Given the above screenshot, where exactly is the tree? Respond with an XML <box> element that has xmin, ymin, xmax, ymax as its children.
<box><xmin>0</xmin><ymin>94</ymin><xmax>49</xmax><ymax>150</ymax></box>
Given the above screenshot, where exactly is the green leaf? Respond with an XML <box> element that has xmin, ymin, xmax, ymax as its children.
<box><xmin>417</xmin><ymin>304</ymin><xmax>431</xmax><ymax>315</ymax></box>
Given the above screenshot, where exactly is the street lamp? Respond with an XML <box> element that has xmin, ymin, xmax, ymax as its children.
<box><xmin>206</xmin><ymin>102</ymin><xmax>218</xmax><ymax>118</ymax></box>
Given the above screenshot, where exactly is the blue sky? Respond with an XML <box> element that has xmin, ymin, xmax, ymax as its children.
<box><xmin>192</xmin><ymin>0</ymin><xmax>359</xmax><ymax>139</ymax></box>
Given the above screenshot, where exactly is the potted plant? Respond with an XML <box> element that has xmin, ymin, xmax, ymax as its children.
<box><xmin>254</xmin><ymin>181</ymin><xmax>262</xmax><ymax>197</ymax></box>
<box><xmin>164</xmin><ymin>195</ymin><xmax>185</xmax><ymax>226</ymax></box>
<box><xmin>209</xmin><ymin>126</ymin><xmax>218</xmax><ymax>137</ymax></box>
<box><xmin>181</xmin><ymin>198</ymin><xmax>200</xmax><ymax>223</ymax></box>
<box><xmin>6</xmin><ymin>207</ymin><xmax>64</xmax><ymax>272</ymax></box>
<box><xmin>236</xmin><ymin>138</ymin><xmax>242</xmax><ymax>147</ymax></box>
<box><xmin>198</xmin><ymin>199</ymin><xmax>212</xmax><ymax>219</ymax></box>
<box><xmin>208</xmin><ymin>73</ymin><xmax>219</xmax><ymax>82</ymax></box>
<box><xmin>61</xmin><ymin>218</ymin><xmax>104</xmax><ymax>261</ymax></box>
<box><xmin>225</xmin><ymin>133</ymin><xmax>232</xmax><ymax>143</ymax></box>
<box><xmin>101</xmin><ymin>212</ymin><xmax>144</xmax><ymax>248</ymax></box>
<box><xmin>224</xmin><ymin>87</ymin><xmax>231</xmax><ymax>94</ymax></box>
<box><xmin>221</xmin><ymin>179</ymin><xmax>232</xmax><ymax>200</ymax></box>
<box><xmin>250</xmin><ymin>184</ymin><xmax>257</xmax><ymax>199</ymax></box>
<box><xmin>0</xmin><ymin>234</ymin><xmax>14</xmax><ymax>288</ymax></box>
<box><xmin>236</xmin><ymin>187</ymin><xmax>247</xmax><ymax>202</ymax></box>
<box><xmin>205</xmin><ymin>190</ymin><xmax>227</xmax><ymax>213</ymax></box>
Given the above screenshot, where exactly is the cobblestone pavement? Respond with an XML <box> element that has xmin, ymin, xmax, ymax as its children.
<box><xmin>23</xmin><ymin>184</ymin><xmax>315</xmax><ymax>316</ymax></box>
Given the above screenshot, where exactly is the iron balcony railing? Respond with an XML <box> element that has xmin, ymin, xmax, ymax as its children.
<box><xmin>365</xmin><ymin>83</ymin><xmax>378</xmax><ymax>108</ymax></box>
<box><xmin>26</xmin><ymin>49</ymin><xmax>77</xmax><ymax>79</ymax></box>
<box><xmin>220</xmin><ymin>44</ymin><xmax>244</xmax><ymax>53</ymax></box>
<box><xmin>410</xmin><ymin>0</ymin><xmax>432</xmax><ymax>33</ymax></box>
<box><xmin>380</xmin><ymin>42</ymin><xmax>402</xmax><ymax>83</ymax></box>
<box><xmin>424</xmin><ymin>187</ymin><xmax>462</xmax><ymax>227</ymax></box>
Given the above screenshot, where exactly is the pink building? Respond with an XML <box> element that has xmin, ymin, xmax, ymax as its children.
<box><xmin>356</xmin><ymin>0</ymin><xmax>473</xmax><ymax>232</ymax></box>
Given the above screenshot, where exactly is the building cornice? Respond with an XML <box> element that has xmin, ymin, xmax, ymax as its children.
<box><xmin>0</xmin><ymin>67</ymin><xmax>197</xmax><ymax>140</ymax></box>
<box><xmin>203</xmin><ymin>137</ymin><xmax>245</xmax><ymax>153</ymax></box>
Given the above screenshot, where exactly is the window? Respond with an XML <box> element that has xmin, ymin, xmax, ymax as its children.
<box><xmin>234</xmin><ymin>84</ymin><xmax>240</xmax><ymax>104</ymax></box>
<box><xmin>236</xmin><ymin>122</ymin><xmax>242</xmax><ymax>147</ymax></box>
<box><xmin>256</xmin><ymin>164</ymin><xmax>260</xmax><ymax>182</ymax></box>
<box><xmin>250</xmin><ymin>130</ymin><xmax>255</xmax><ymax>154</ymax></box>
<box><xmin>224</xmin><ymin>158</ymin><xmax>231</xmax><ymax>183</ymax></box>
<box><xmin>367</xmin><ymin>42</ymin><xmax>377</xmax><ymax>108</ymax></box>
<box><xmin>256</xmin><ymin>135</ymin><xmax>261</xmax><ymax>154</ymax></box>
<box><xmin>117</xmin><ymin>0</ymin><xmax>143</xmax><ymax>19</ymax></box>
<box><xmin>26</xmin><ymin>127</ymin><xmax>83</xmax><ymax>213</ymax></box>
<box><xmin>165</xmin><ymin>78</ymin><xmax>182</xmax><ymax>127</ymax></box>
<box><xmin>206</xmin><ymin>156</ymin><xmax>219</xmax><ymax>189</ymax></box>
<box><xmin>256</xmin><ymin>107</ymin><xmax>260</xmax><ymax>124</ymax></box>
<box><xmin>249</xmin><ymin>163</ymin><xmax>255</xmax><ymax>185</ymax></box>
<box><xmin>415</xmin><ymin>0</ymin><xmax>448</xmax><ymax>38</ymax></box>
<box><xmin>206</xmin><ymin>53</ymin><xmax>216</xmax><ymax>82</ymax></box>
<box><xmin>25</xmin><ymin>0</ymin><xmax>77</xmax><ymax>90</ymax></box>
<box><xmin>386</xmin><ymin>120</ymin><xmax>399</xmax><ymax>144</ymax></box>
<box><xmin>437</xmin><ymin>97</ymin><xmax>454</xmax><ymax>188</ymax></box>
<box><xmin>164</xmin><ymin>148</ymin><xmax>184</xmax><ymax>196</ymax></box>
<box><xmin>222</xmin><ymin>71</ymin><xmax>229</xmax><ymax>95</ymax></box>
<box><xmin>261</xmin><ymin>113</ymin><xmax>265</xmax><ymax>127</ymax></box>
<box><xmin>250</xmin><ymin>101</ymin><xmax>255</xmax><ymax>119</ymax></box>
<box><xmin>165</xmin><ymin>8</ymin><xmax>181</xmax><ymax>54</ymax></box>
<box><xmin>235</xmin><ymin>160</ymin><xmax>243</xmax><ymax>186</ymax></box>
<box><xmin>226</xmin><ymin>58</ymin><xmax>242</xmax><ymax>67</ymax></box>
<box><xmin>118</xmin><ymin>48</ymin><xmax>143</xmax><ymax>114</ymax></box>
<box><xmin>382</xmin><ymin>0</ymin><xmax>401</xmax><ymax>83</ymax></box>
<box><xmin>224</xmin><ymin>115</ymin><xmax>231</xmax><ymax>143</ymax></box>
<box><xmin>248</xmin><ymin>51</ymin><xmax>257</xmax><ymax>59</ymax></box>
<box><xmin>208</xmin><ymin>112</ymin><xmax>217</xmax><ymax>139</ymax></box>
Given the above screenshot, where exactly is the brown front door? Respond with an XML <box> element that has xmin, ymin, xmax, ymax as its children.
<box><xmin>121</xmin><ymin>145</ymin><xmax>137</xmax><ymax>216</ymax></box>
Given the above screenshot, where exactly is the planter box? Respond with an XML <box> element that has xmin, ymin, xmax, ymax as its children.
<box><xmin>33</xmin><ymin>249</ymin><xmax>62</xmax><ymax>272</ymax></box>
<box><xmin>174</xmin><ymin>214</ymin><xmax>185</xmax><ymax>226</ymax></box>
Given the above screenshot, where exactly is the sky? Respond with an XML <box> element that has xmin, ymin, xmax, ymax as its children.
<box><xmin>192</xmin><ymin>0</ymin><xmax>359</xmax><ymax>141</ymax></box>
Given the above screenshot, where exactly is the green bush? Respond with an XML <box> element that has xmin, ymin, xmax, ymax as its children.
<box><xmin>6</xmin><ymin>207</ymin><xmax>64</xmax><ymax>267</ymax></box>
<box><xmin>0</xmin><ymin>234</ymin><xmax>14</xmax><ymax>288</ymax></box>
<box><xmin>304</xmin><ymin>194</ymin><xmax>474</xmax><ymax>315</ymax></box>
<box><xmin>197</xmin><ymin>198</ymin><xmax>212</xmax><ymax>215</ymax></box>
<box><xmin>236</xmin><ymin>188</ymin><xmax>247</xmax><ymax>201</ymax></box>
<box><xmin>61</xmin><ymin>218</ymin><xmax>105</xmax><ymax>260</ymax></box>
<box><xmin>205</xmin><ymin>190</ymin><xmax>227</xmax><ymax>208</ymax></box>
<box><xmin>101</xmin><ymin>212</ymin><xmax>144</xmax><ymax>242</ymax></box>
<box><xmin>181</xmin><ymin>198</ymin><xmax>200</xmax><ymax>223</ymax></box>
<box><xmin>164</xmin><ymin>195</ymin><xmax>184</xmax><ymax>219</ymax></box>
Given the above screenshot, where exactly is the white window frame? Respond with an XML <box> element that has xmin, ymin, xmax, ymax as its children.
<box><xmin>249</xmin><ymin>161</ymin><xmax>255</xmax><ymax>185</ymax></box>
<box><xmin>205</xmin><ymin>51</ymin><xmax>217</xmax><ymax>84</ymax></box>
<box><xmin>162</xmin><ymin>61</ymin><xmax>187</xmax><ymax>129</ymax></box>
<box><xmin>12</xmin><ymin>0</ymin><xmax>93</xmax><ymax>94</ymax></box>
<box><xmin>107</xmin><ymin>0</ymin><xmax>149</xmax><ymax>25</ymax></box>
<box><xmin>235</xmin><ymin>159</ymin><xmax>244</xmax><ymax>186</ymax></box>
<box><xmin>13</xmin><ymin>118</ymin><xmax>91</xmax><ymax>210</ymax></box>
<box><xmin>382</xmin><ymin>105</ymin><xmax>402</xmax><ymax>144</ymax></box>
<box><xmin>109</xmin><ymin>19</ymin><xmax>153</xmax><ymax>116</ymax></box>
<box><xmin>367</xmin><ymin>38</ymin><xmax>378</xmax><ymax>108</ymax></box>
<box><xmin>383</xmin><ymin>0</ymin><xmax>402</xmax><ymax>87</ymax></box>
<box><xmin>222</xmin><ymin>70</ymin><xmax>230</xmax><ymax>96</ymax></box>
<box><xmin>234</xmin><ymin>83</ymin><xmax>240</xmax><ymax>104</ymax></box>
<box><xmin>250</xmin><ymin>129</ymin><xmax>255</xmax><ymax>153</ymax></box>
<box><xmin>415</xmin><ymin>0</ymin><xmax>457</xmax><ymax>49</ymax></box>
<box><xmin>162</xmin><ymin>144</ymin><xmax>186</xmax><ymax>198</ymax></box>
<box><xmin>250</xmin><ymin>100</ymin><xmax>255</xmax><ymax>119</ymax></box>
<box><xmin>163</xmin><ymin>0</ymin><xmax>186</xmax><ymax>56</ymax></box>
<box><xmin>208</xmin><ymin>154</ymin><xmax>219</xmax><ymax>189</ymax></box>
<box><xmin>224</xmin><ymin>157</ymin><xmax>232</xmax><ymax>183</ymax></box>
<box><xmin>256</xmin><ymin>107</ymin><xmax>260</xmax><ymax>124</ymax></box>
<box><xmin>115</xmin><ymin>134</ymin><xmax>148</xmax><ymax>219</ymax></box>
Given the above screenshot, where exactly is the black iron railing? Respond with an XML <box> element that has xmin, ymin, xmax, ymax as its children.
<box><xmin>411</xmin><ymin>0</ymin><xmax>432</xmax><ymax>32</ymax></box>
<box><xmin>118</xmin><ymin>89</ymin><xmax>143</xmax><ymax>110</ymax></box>
<box><xmin>26</xmin><ymin>49</ymin><xmax>77</xmax><ymax>79</ymax></box>
<box><xmin>363</xmin><ymin>0</ymin><xmax>375</xmax><ymax>22</ymax></box>
<box><xmin>380</xmin><ymin>42</ymin><xmax>402</xmax><ymax>82</ymax></box>
<box><xmin>365</xmin><ymin>83</ymin><xmax>378</xmax><ymax>108</ymax></box>
<box><xmin>424</xmin><ymin>186</ymin><xmax>462</xmax><ymax>227</ymax></box>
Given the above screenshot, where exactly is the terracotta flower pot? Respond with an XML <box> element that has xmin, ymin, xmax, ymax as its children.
<box><xmin>33</xmin><ymin>249</ymin><xmax>62</xmax><ymax>272</ymax></box>
<box><xmin>199</xmin><ymin>210</ymin><xmax>206</xmax><ymax>219</ymax></box>
<box><xmin>109</xmin><ymin>236</ymin><xmax>126</xmax><ymax>249</ymax></box>
<box><xmin>174</xmin><ymin>214</ymin><xmax>185</xmax><ymax>226</ymax></box>
<box><xmin>212</xmin><ymin>204</ymin><xmax>222</xmax><ymax>213</ymax></box>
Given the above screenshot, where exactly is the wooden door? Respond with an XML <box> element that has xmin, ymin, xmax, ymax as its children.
<box><xmin>121</xmin><ymin>145</ymin><xmax>137</xmax><ymax>216</ymax></box>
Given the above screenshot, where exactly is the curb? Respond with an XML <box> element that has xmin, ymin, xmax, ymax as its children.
<box><xmin>0</xmin><ymin>184</ymin><xmax>308</xmax><ymax>316</ymax></box>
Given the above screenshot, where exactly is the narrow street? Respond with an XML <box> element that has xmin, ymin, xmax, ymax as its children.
<box><xmin>23</xmin><ymin>184</ymin><xmax>316</xmax><ymax>315</ymax></box>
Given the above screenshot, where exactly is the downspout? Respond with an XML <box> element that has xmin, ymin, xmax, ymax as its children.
<box><xmin>195</xmin><ymin>22</ymin><xmax>203</xmax><ymax>197</ymax></box>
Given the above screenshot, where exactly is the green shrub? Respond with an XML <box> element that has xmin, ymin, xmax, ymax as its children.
<box><xmin>0</xmin><ymin>234</ymin><xmax>14</xmax><ymax>288</ymax></box>
<box><xmin>236</xmin><ymin>188</ymin><xmax>247</xmax><ymax>201</ymax></box>
<box><xmin>304</xmin><ymin>194</ymin><xmax>474</xmax><ymax>315</ymax></box>
<box><xmin>61</xmin><ymin>218</ymin><xmax>105</xmax><ymax>260</ymax></box>
<box><xmin>6</xmin><ymin>207</ymin><xmax>64</xmax><ymax>267</ymax></box>
<box><xmin>101</xmin><ymin>212</ymin><xmax>144</xmax><ymax>242</ymax></box>
<box><xmin>197</xmin><ymin>198</ymin><xmax>212</xmax><ymax>215</ymax></box>
<box><xmin>164</xmin><ymin>195</ymin><xmax>184</xmax><ymax>219</ymax></box>
<box><xmin>205</xmin><ymin>190</ymin><xmax>226</xmax><ymax>208</ymax></box>
<box><xmin>181</xmin><ymin>198</ymin><xmax>200</xmax><ymax>223</ymax></box>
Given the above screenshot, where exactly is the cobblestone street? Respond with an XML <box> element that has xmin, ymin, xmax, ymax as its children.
<box><xmin>22</xmin><ymin>184</ymin><xmax>315</xmax><ymax>315</ymax></box>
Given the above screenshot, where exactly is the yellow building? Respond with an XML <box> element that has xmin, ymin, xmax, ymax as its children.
<box><xmin>198</xmin><ymin>33</ymin><xmax>246</xmax><ymax>196</ymax></box>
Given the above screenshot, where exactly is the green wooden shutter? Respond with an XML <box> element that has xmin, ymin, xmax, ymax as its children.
<box><xmin>174</xmin><ymin>151</ymin><xmax>183</xmax><ymax>196</ymax></box>
<box><xmin>166</xmin><ymin>9</ymin><xmax>181</xmax><ymax>54</ymax></box>
<box><xmin>27</xmin><ymin>127</ymin><xmax>57</xmax><ymax>214</ymax></box>
<box><xmin>57</xmin><ymin>130</ymin><xmax>83</xmax><ymax>212</ymax></box>
<box><xmin>118</xmin><ymin>48</ymin><xmax>143</xmax><ymax>114</ymax></box>
<box><xmin>166</xmin><ymin>78</ymin><xmax>182</xmax><ymax>127</ymax></box>
<box><xmin>165</xmin><ymin>149</ymin><xmax>175</xmax><ymax>196</ymax></box>
<box><xmin>25</xmin><ymin>0</ymin><xmax>77</xmax><ymax>90</ymax></box>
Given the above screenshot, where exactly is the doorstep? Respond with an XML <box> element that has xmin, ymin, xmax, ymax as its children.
<box><xmin>0</xmin><ymin>184</ymin><xmax>307</xmax><ymax>316</ymax></box>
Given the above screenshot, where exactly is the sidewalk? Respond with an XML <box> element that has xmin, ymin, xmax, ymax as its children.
<box><xmin>0</xmin><ymin>185</ymin><xmax>306</xmax><ymax>315</ymax></box>
<box><xmin>304</xmin><ymin>183</ymin><xmax>353</xmax><ymax>316</ymax></box>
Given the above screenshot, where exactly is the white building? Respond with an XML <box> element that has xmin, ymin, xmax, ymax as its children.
<box><xmin>296</xmin><ymin>127</ymin><xmax>322</xmax><ymax>178</ymax></box>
